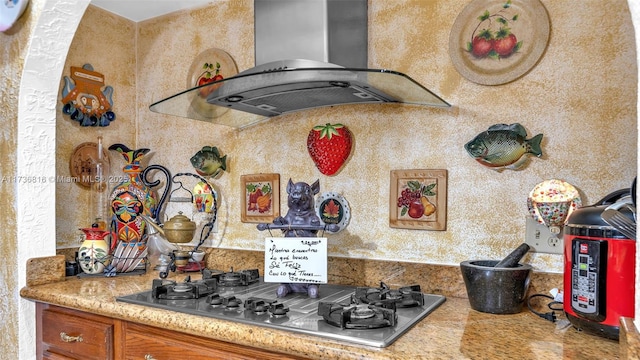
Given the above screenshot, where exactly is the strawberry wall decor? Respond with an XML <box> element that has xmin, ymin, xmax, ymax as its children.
<box><xmin>307</xmin><ymin>123</ymin><xmax>353</xmax><ymax>176</ymax></box>
<box><xmin>61</xmin><ymin>64</ymin><xmax>116</xmax><ymax>127</ymax></box>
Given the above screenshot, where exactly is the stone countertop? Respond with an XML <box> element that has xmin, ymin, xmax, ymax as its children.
<box><xmin>21</xmin><ymin>256</ymin><xmax>620</xmax><ymax>360</ymax></box>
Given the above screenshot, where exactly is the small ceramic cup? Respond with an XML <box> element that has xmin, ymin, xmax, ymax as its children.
<box><xmin>189</xmin><ymin>250</ymin><xmax>205</xmax><ymax>263</ymax></box>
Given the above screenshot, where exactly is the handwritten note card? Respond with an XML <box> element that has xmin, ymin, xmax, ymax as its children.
<box><xmin>264</xmin><ymin>237</ymin><xmax>327</xmax><ymax>283</ymax></box>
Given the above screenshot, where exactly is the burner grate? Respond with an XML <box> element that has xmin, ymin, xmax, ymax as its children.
<box><xmin>318</xmin><ymin>301</ymin><xmax>397</xmax><ymax>329</ymax></box>
<box><xmin>356</xmin><ymin>282</ymin><xmax>424</xmax><ymax>308</ymax></box>
<box><xmin>152</xmin><ymin>277</ymin><xmax>219</xmax><ymax>300</ymax></box>
<box><xmin>216</xmin><ymin>268</ymin><xmax>260</xmax><ymax>287</ymax></box>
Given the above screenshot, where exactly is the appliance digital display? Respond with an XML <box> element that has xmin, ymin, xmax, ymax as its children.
<box><xmin>571</xmin><ymin>238</ymin><xmax>607</xmax><ymax>322</ymax></box>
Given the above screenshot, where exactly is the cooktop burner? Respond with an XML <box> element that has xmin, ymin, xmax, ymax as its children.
<box><xmin>152</xmin><ymin>277</ymin><xmax>218</xmax><ymax>300</ymax></box>
<box><xmin>151</xmin><ymin>268</ymin><xmax>260</xmax><ymax>300</ymax></box>
<box><xmin>318</xmin><ymin>299</ymin><xmax>397</xmax><ymax>329</ymax></box>
<box><xmin>217</xmin><ymin>268</ymin><xmax>260</xmax><ymax>287</ymax></box>
<box><xmin>117</xmin><ymin>275</ymin><xmax>446</xmax><ymax>347</ymax></box>
<box><xmin>356</xmin><ymin>282</ymin><xmax>425</xmax><ymax>308</ymax></box>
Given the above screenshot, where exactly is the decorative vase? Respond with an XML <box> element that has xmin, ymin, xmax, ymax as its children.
<box><xmin>78</xmin><ymin>227</ymin><xmax>110</xmax><ymax>274</ymax></box>
<box><xmin>108</xmin><ymin>144</ymin><xmax>158</xmax><ymax>254</ymax></box>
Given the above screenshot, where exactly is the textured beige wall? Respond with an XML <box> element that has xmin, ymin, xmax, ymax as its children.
<box><xmin>57</xmin><ymin>0</ymin><xmax>637</xmax><ymax>273</ymax></box>
<box><xmin>1</xmin><ymin>0</ymin><xmax>42</xmax><ymax>357</ymax></box>
<box><xmin>0</xmin><ymin>22</ymin><xmax>22</xmax><ymax>360</ymax></box>
<box><xmin>55</xmin><ymin>6</ymin><xmax>137</xmax><ymax>247</ymax></box>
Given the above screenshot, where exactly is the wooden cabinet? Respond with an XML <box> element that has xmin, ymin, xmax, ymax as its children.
<box><xmin>36</xmin><ymin>303</ymin><xmax>306</xmax><ymax>360</ymax></box>
<box><xmin>37</xmin><ymin>303</ymin><xmax>116</xmax><ymax>360</ymax></box>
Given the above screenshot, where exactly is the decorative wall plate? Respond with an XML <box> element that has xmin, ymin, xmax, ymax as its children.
<box><xmin>0</xmin><ymin>0</ymin><xmax>28</xmax><ymax>32</ymax></box>
<box><xmin>192</xmin><ymin>180</ymin><xmax>216</xmax><ymax>213</ymax></box>
<box><xmin>315</xmin><ymin>192</ymin><xmax>351</xmax><ymax>233</ymax></box>
<box><xmin>69</xmin><ymin>142</ymin><xmax>110</xmax><ymax>188</ymax></box>
<box><xmin>449</xmin><ymin>0</ymin><xmax>550</xmax><ymax>85</ymax></box>
<box><xmin>186</xmin><ymin>48</ymin><xmax>238</xmax><ymax>119</ymax></box>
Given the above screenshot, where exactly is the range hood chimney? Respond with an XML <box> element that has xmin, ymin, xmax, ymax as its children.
<box><xmin>254</xmin><ymin>0</ymin><xmax>368</xmax><ymax>69</ymax></box>
<box><xmin>149</xmin><ymin>0</ymin><xmax>450</xmax><ymax>129</ymax></box>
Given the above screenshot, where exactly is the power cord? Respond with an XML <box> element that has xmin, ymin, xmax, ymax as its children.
<box><xmin>527</xmin><ymin>294</ymin><xmax>563</xmax><ymax>322</ymax></box>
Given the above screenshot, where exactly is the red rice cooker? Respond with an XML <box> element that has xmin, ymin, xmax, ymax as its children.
<box><xmin>563</xmin><ymin>189</ymin><xmax>635</xmax><ymax>340</ymax></box>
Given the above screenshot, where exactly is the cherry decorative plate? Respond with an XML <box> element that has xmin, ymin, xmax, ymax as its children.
<box><xmin>527</xmin><ymin>179</ymin><xmax>582</xmax><ymax>225</ymax></box>
<box><xmin>186</xmin><ymin>48</ymin><xmax>238</xmax><ymax>119</ymax></box>
<box><xmin>315</xmin><ymin>192</ymin><xmax>350</xmax><ymax>233</ymax></box>
<box><xmin>449</xmin><ymin>0</ymin><xmax>550</xmax><ymax>85</ymax></box>
<box><xmin>0</xmin><ymin>0</ymin><xmax>28</xmax><ymax>32</ymax></box>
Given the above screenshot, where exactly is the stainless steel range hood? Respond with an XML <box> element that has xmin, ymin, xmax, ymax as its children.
<box><xmin>149</xmin><ymin>0</ymin><xmax>450</xmax><ymax>129</ymax></box>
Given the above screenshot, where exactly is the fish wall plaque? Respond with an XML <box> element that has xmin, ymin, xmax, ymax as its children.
<box><xmin>464</xmin><ymin>123</ymin><xmax>542</xmax><ymax>171</ymax></box>
<box><xmin>190</xmin><ymin>146</ymin><xmax>227</xmax><ymax>178</ymax></box>
<box><xmin>61</xmin><ymin>64</ymin><xmax>116</xmax><ymax>127</ymax></box>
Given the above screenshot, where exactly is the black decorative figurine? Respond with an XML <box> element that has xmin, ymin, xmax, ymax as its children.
<box><xmin>258</xmin><ymin>179</ymin><xmax>339</xmax><ymax>298</ymax></box>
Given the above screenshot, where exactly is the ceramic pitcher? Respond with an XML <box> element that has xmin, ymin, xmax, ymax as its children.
<box><xmin>108</xmin><ymin>144</ymin><xmax>157</xmax><ymax>253</ymax></box>
<box><xmin>78</xmin><ymin>227</ymin><xmax>110</xmax><ymax>274</ymax></box>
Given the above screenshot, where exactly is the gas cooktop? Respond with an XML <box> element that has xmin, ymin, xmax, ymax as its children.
<box><xmin>116</xmin><ymin>269</ymin><xmax>446</xmax><ymax>348</ymax></box>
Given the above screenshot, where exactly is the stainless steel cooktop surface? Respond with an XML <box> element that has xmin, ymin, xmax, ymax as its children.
<box><xmin>116</xmin><ymin>275</ymin><xmax>445</xmax><ymax>348</ymax></box>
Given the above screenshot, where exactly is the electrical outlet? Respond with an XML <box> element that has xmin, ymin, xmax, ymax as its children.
<box><xmin>525</xmin><ymin>217</ymin><xmax>564</xmax><ymax>254</ymax></box>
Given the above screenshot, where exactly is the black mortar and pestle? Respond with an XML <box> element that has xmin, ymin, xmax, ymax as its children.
<box><xmin>460</xmin><ymin>243</ymin><xmax>532</xmax><ymax>314</ymax></box>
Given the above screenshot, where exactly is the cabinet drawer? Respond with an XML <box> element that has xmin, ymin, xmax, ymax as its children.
<box><xmin>124</xmin><ymin>331</ymin><xmax>227</xmax><ymax>360</ymax></box>
<box><xmin>41</xmin><ymin>307</ymin><xmax>113</xmax><ymax>360</ymax></box>
<box><xmin>42</xmin><ymin>351</ymin><xmax>76</xmax><ymax>360</ymax></box>
<box><xmin>123</xmin><ymin>322</ymin><xmax>306</xmax><ymax>360</ymax></box>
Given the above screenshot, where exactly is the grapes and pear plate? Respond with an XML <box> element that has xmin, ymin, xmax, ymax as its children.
<box><xmin>389</xmin><ymin>170</ymin><xmax>447</xmax><ymax>231</ymax></box>
<box><xmin>315</xmin><ymin>192</ymin><xmax>351</xmax><ymax>233</ymax></box>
